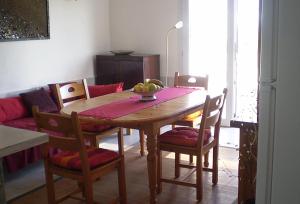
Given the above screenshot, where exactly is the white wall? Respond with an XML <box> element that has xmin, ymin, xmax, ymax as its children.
<box><xmin>109</xmin><ymin>0</ymin><xmax>182</xmax><ymax>84</ymax></box>
<box><xmin>0</xmin><ymin>0</ymin><xmax>111</xmax><ymax>96</ymax></box>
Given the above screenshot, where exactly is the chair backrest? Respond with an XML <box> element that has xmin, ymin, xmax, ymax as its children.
<box><xmin>52</xmin><ymin>79</ymin><xmax>90</xmax><ymax>110</ymax></box>
<box><xmin>32</xmin><ymin>106</ymin><xmax>86</xmax><ymax>153</ymax></box>
<box><xmin>197</xmin><ymin>88</ymin><xmax>228</xmax><ymax>148</ymax></box>
<box><xmin>174</xmin><ymin>72</ymin><xmax>209</xmax><ymax>90</ymax></box>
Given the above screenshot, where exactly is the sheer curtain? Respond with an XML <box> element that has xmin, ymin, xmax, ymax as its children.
<box><xmin>188</xmin><ymin>0</ymin><xmax>228</xmax><ymax>93</ymax></box>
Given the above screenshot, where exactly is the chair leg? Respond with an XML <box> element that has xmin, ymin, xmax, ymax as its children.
<box><xmin>189</xmin><ymin>154</ymin><xmax>194</xmax><ymax>164</ymax></box>
<box><xmin>90</xmin><ymin>136</ymin><xmax>98</xmax><ymax>147</ymax></box>
<box><xmin>212</xmin><ymin>145</ymin><xmax>219</xmax><ymax>185</ymax></box>
<box><xmin>157</xmin><ymin>148</ymin><xmax>162</xmax><ymax>194</ymax></box>
<box><xmin>126</xmin><ymin>128</ymin><xmax>132</xmax><ymax>135</ymax></box>
<box><xmin>84</xmin><ymin>178</ymin><xmax>94</xmax><ymax>204</ymax></box>
<box><xmin>196</xmin><ymin>154</ymin><xmax>203</xmax><ymax>201</ymax></box>
<box><xmin>175</xmin><ymin>153</ymin><xmax>180</xmax><ymax>178</ymax></box>
<box><xmin>204</xmin><ymin>152</ymin><xmax>209</xmax><ymax>167</ymax></box>
<box><xmin>77</xmin><ymin>181</ymin><xmax>85</xmax><ymax>198</ymax></box>
<box><xmin>139</xmin><ymin>130</ymin><xmax>145</xmax><ymax>156</ymax></box>
<box><xmin>44</xmin><ymin>163</ymin><xmax>55</xmax><ymax>204</ymax></box>
<box><xmin>118</xmin><ymin>157</ymin><xmax>127</xmax><ymax>204</ymax></box>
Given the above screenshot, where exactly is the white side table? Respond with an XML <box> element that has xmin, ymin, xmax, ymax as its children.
<box><xmin>0</xmin><ymin>125</ymin><xmax>48</xmax><ymax>204</ymax></box>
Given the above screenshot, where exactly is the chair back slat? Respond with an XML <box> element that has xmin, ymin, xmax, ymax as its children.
<box><xmin>208</xmin><ymin>94</ymin><xmax>224</xmax><ymax>112</ymax></box>
<box><xmin>48</xmin><ymin>136</ymin><xmax>81</xmax><ymax>152</ymax></box>
<box><xmin>34</xmin><ymin>111</ymin><xmax>76</xmax><ymax>134</ymax></box>
<box><xmin>204</xmin><ymin>112</ymin><xmax>220</xmax><ymax>129</ymax></box>
<box><xmin>52</xmin><ymin>79</ymin><xmax>90</xmax><ymax>110</ymax></box>
<box><xmin>59</xmin><ymin>83</ymin><xmax>88</xmax><ymax>100</ymax></box>
<box><xmin>174</xmin><ymin>72</ymin><xmax>208</xmax><ymax>90</ymax></box>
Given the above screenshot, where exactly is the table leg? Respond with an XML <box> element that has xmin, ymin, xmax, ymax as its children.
<box><xmin>0</xmin><ymin>158</ymin><xmax>7</xmax><ymax>204</ymax></box>
<box><xmin>144</xmin><ymin>125</ymin><xmax>159</xmax><ymax>204</ymax></box>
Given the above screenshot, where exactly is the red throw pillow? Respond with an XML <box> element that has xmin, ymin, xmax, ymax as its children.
<box><xmin>20</xmin><ymin>88</ymin><xmax>58</xmax><ymax>114</ymax></box>
<box><xmin>88</xmin><ymin>82</ymin><xmax>124</xmax><ymax>98</ymax></box>
<box><xmin>0</xmin><ymin>97</ymin><xmax>29</xmax><ymax>122</ymax></box>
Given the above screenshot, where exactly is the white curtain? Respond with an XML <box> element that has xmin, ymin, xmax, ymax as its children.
<box><xmin>188</xmin><ymin>0</ymin><xmax>228</xmax><ymax>93</ymax></box>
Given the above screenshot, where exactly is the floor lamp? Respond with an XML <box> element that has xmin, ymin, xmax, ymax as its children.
<box><xmin>165</xmin><ymin>21</ymin><xmax>183</xmax><ymax>87</ymax></box>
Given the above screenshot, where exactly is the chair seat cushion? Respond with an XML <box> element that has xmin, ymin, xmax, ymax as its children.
<box><xmin>159</xmin><ymin>127</ymin><xmax>211</xmax><ymax>147</ymax></box>
<box><xmin>182</xmin><ymin>110</ymin><xmax>203</xmax><ymax>121</ymax></box>
<box><xmin>2</xmin><ymin>117</ymin><xmax>37</xmax><ymax>131</ymax></box>
<box><xmin>51</xmin><ymin>148</ymin><xmax>119</xmax><ymax>170</ymax></box>
<box><xmin>80</xmin><ymin>123</ymin><xmax>112</xmax><ymax>133</ymax></box>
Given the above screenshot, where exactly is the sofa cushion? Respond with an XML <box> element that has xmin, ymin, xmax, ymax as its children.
<box><xmin>51</xmin><ymin>147</ymin><xmax>119</xmax><ymax>170</ymax></box>
<box><xmin>158</xmin><ymin>127</ymin><xmax>212</xmax><ymax>147</ymax></box>
<box><xmin>20</xmin><ymin>88</ymin><xmax>58</xmax><ymax>114</ymax></box>
<box><xmin>0</xmin><ymin>106</ymin><xmax>6</xmax><ymax>122</ymax></box>
<box><xmin>0</xmin><ymin>97</ymin><xmax>29</xmax><ymax>122</ymax></box>
<box><xmin>88</xmin><ymin>83</ymin><xmax>123</xmax><ymax>98</ymax></box>
<box><xmin>2</xmin><ymin>117</ymin><xmax>37</xmax><ymax>131</ymax></box>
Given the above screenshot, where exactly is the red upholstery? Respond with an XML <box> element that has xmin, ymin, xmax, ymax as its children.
<box><xmin>0</xmin><ymin>97</ymin><xmax>28</xmax><ymax>122</ymax></box>
<box><xmin>88</xmin><ymin>83</ymin><xmax>123</xmax><ymax>98</ymax></box>
<box><xmin>0</xmin><ymin>107</ymin><xmax>5</xmax><ymax>122</ymax></box>
<box><xmin>2</xmin><ymin>117</ymin><xmax>37</xmax><ymax>131</ymax></box>
<box><xmin>2</xmin><ymin>117</ymin><xmax>61</xmax><ymax>173</ymax></box>
<box><xmin>51</xmin><ymin>148</ymin><xmax>119</xmax><ymax>170</ymax></box>
<box><xmin>159</xmin><ymin>127</ymin><xmax>212</xmax><ymax>147</ymax></box>
<box><xmin>80</xmin><ymin>123</ymin><xmax>112</xmax><ymax>133</ymax></box>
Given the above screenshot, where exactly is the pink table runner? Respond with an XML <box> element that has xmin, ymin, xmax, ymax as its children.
<box><xmin>79</xmin><ymin>87</ymin><xmax>197</xmax><ymax>119</ymax></box>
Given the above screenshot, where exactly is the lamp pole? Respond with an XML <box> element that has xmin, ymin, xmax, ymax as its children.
<box><xmin>165</xmin><ymin>21</ymin><xmax>183</xmax><ymax>87</ymax></box>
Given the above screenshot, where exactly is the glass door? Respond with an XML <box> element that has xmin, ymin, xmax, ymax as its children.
<box><xmin>188</xmin><ymin>0</ymin><xmax>259</xmax><ymax>125</ymax></box>
<box><xmin>189</xmin><ymin>0</ymin><xmax>231</xmax><ymax>125</ymax></box>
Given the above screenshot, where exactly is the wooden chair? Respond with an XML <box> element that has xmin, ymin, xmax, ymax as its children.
<box><xmin>173</xmin><ymin>72</ymin><xmax>209</xmax><ymax>164</ymax></box>
<box><xmin>32</xmin><ymin>106</ymin><xmax>127</xmax><ymax>204</ymax></box>
<box><xmin>157</xmin><ymin>88</ymin><xmax>227</xmax><ymax>201</ymax></box>
<box><xmin>173</xmin><ymin>72</ymin><xmax>208</xmax><ymax>127</ymax></box>
<box><xmin>51</xmin><ymin>79</ymin><xmax>146</xmax><ymax>156</ymax></box>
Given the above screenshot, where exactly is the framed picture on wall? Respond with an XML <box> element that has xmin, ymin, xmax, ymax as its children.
<box><xmin>0</xmin><ymin>0</ymin><xmax>50</xmax><ymax>42</ymax></box>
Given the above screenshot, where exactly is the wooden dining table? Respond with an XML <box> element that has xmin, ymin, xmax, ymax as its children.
<box><xmin>61</xmin><ymin>89</ymin><xmax>207</xmax><ymax>203</ymax></box>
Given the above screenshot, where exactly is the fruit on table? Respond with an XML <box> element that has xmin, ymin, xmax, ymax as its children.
<box><xmin>133</xmin><ymin>79</ymin><xmax>163</xmax><ymax>93</ymax></box>
<box><xmin>148</xmin><ymin>79</ymin><xmax>164</xmax><ymax>88</ymax></box>
<box><xmin>133</xmin><ymin>83</ymin><xmax>144</xmax><ymax>92</ymax></box>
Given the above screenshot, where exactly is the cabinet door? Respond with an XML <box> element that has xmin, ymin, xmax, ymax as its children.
<box><xmin>95</xmin><ymin>60</ymin><xmax>120</xmax><ymax>85</ymax></box>
<box><xmin>119</xmin><ymin>61</ymin><xmax>144</xmax><ymax>90</ymax></box>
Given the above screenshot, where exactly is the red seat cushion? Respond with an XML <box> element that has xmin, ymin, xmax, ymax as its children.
<box><xmin>51</xmin><ymin>148</ymin><xmax>119</xmax><ymax>170</ymax></box>
<box><xmin>88</xmin><ymin>83</ymin><xmax>123</xmax><ymax>98</ymax></box>
<box><xmin>159</xmin><ymin>127</ymin><xmax>211</xmax><ymax>147</ymax></box>
<box><xmin>80</xmin><ymin>123</ymin><xmax>112</xmax><ymax>133</ymax></box>
<box><xmin>2</xmin><ymin>117</ymin><xmax>37</xmax><ymax>131</ymax></box>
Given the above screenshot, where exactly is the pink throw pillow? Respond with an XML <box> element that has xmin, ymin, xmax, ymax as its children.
<box><xmin>88</xmin><ymin>83</ymin><xmax>124</xmax><ymax>98</ymax></box>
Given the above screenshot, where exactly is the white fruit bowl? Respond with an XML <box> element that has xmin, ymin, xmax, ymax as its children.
<box><xmin>133</xmin><ymin>89</ymin><xmax>161</xmax><ymax>101</ymax></box>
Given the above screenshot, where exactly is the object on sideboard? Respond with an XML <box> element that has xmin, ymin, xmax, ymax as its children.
<box><xmin>110</xmin><ymin>50</ymin><xmax>134</xmax><ymax>55</ymax></box>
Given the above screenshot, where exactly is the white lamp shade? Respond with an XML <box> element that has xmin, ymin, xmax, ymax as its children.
<box><xmin>174</xmin><ymin>21</ymin><xmax>183</xmax><ymax>29</ymax></box>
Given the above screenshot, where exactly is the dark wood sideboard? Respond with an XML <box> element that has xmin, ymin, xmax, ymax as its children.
<box><xmin>95</xmin><ymin>54</ymin><xmax>160</xmax><ymax>90</ymax></box>
<box><xmin>231</xmin><ymin>116</ymin><xmax>257</xmax><ymax>204</ymax></box>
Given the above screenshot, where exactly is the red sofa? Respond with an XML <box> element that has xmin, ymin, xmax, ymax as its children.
<box><xmin>0</xmin><ymin>82</ymin><xmax>123</xmax><ymax>173</ymax></box>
